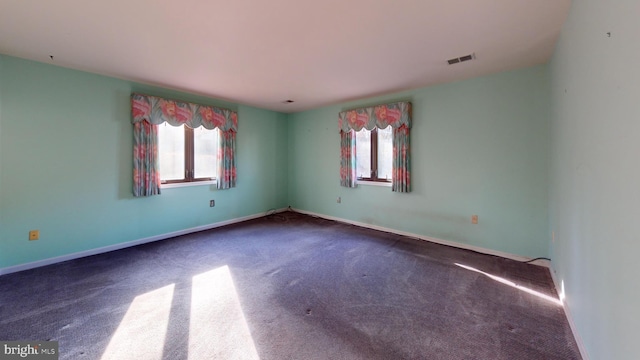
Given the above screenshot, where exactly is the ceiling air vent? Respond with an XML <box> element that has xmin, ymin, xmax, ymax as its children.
<box><xmin>447</xmin><ymin>53</ymin><xmax>475</xmax><ymax>65</ymax></box>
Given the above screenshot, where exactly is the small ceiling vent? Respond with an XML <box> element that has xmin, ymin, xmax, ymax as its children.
<box><xmin>447</xmin><ymin>53</ymin><xmax>476</xmax><ymax>65</ymax></box>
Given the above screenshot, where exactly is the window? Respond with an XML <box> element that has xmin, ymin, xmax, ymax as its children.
<box><xmin>355</xmin><ymin>126</ymin><xmax>393</xmax><ymax>182</ymax></box>
<box><xmin>158</xmin><ymin>124</ymin><xmax>218</xmax><ymax>184</ymax></box>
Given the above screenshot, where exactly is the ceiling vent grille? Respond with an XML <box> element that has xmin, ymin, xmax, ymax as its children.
<box><xmin>447</xmin><ymin>53</ymin><xmax>475</xmax><ymax>65</ymax></box>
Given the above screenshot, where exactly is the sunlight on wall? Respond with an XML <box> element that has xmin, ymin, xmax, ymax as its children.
<box><xmin>455</xmin><ymin>263</ymin><xmax>562</xmax><ymax>306</ymax></box>
<box><xmin>189</xmin><ymin>266</ymin><xmax>260</xmax><ymax>360</ymax></box>
<box><xmin>101</xmin><ymin>284</ymin><xmax>175</xmax><ymax>360</ymax></box>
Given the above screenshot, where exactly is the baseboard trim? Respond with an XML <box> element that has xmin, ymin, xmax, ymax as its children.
<box><xmin>2</xmin><ymin>206</ymin><xmax>584</xmax><ymax>357</ymax></box>
<box><xmin>549</xmin><ymin>267</ymin><xmax>590</xmax><ymax>360</ymax></box>
<box><xmin>291</xmin><ymin>208</ymin><xmax>551</xmax><ymax>266</ymax></box>
<box><xmin>0</xmin><ymin>208</ymin><xmax>288</xmax><ymax>276</ymax></box>
<box><xmin>291</xmin><ymin>208</ymin><xmax>584</xmax><ymax>358</ymax></box>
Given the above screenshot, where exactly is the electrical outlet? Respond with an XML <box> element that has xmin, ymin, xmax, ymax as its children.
<box><xmin>29</xmin><ymin>230</ymin><xmax>39</xmax><ymax>241</ymax></box>
<box><xmin>337</xmin><ymin>197</ymin><xmax>341</xmax><ymax>204</ymax></box>
<box><xmin>471</xmin><ymin>215</ymin><xmax>478</xmax><ymax>224</ymax></box>
<box><xmin>209</xmin><ymin>200</ymin><xmax>215</xmax><ymax>207</ymax></box>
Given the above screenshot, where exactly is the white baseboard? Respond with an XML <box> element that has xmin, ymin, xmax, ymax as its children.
<box><xmin>0</xmin><ymin>208</ymin><xmax>288</xmax><ymax>276</ymax></box>
<box><xmin>549</xmin><ymin>267</ymin><xmax>590</xmax><ymax>360</ymax></box>
<box><xmin>292</xmin><ymin>208</ymin><xmax>588</xmax><ymax>357</ymax></box>
<box><xmin>291</xmin><ymin>208</ymin><xmax>550</xmax><ymax>266</ymax></box>
<box><xmin>2</xmin><ymin>206</ymin><xmax>585</xmax><ymax>357</ymax></box>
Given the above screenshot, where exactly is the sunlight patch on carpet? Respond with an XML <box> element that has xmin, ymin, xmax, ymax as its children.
<box><xmin>101</xmin><ymin>284</ymin><xmax>175</xmax><ymax>360</ymax></box>
<box><xmin>455</xmin><ymin>263</ymin><xmax>563</xmax><ymax>306</ymax></box>
<box><xmin>189</xmin><ymin>265</ymin><xmax>260</xmax><ymax>359</ymax></box>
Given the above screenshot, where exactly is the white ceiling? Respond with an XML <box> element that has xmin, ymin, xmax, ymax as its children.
<box><xmin>0</xmin><ymin>0</ymin><xmax>571</xmax><ymax>113</ymax></box>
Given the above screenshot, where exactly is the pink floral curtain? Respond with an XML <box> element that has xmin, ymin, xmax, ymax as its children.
<box><xmin>393</xmin><ymin>125</ymin><xmax>410</xmax><ymax>192</ymax></box>
<box><xmin>131</xmin><ymin>93</ymin><xmax>238</xmax><ymax>196</ymax></box>
<box><xmin>340</xmin><ymin>130</ymin><xmax>357</xmax><ymax>187</ymax></box>
<box><xmin>338</xmin><ymin>102</ymin><xmax>412</xmax><ymax>192</ymax></box>
<box><xmin>217</xmin><ymin>130</ymin><xmax>237</xmax><ymax>189</ymax></box>
<box><xmin>133</xmin><ymin>121</ymin><xmax>161</xmax><ymax>196</ymax></box>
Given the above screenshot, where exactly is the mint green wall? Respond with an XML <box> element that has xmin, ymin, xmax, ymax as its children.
<box><xmin>549</xmin><ymin>0</ymin><xmax>639</xmax><ymax>358</ymax></box>
<box><xmin>0</xmin><ymin>55</ymin><xmax>288</xmax><ymax>269</ymax></box>
<box><xmin>0</xmin><ymin>55</ymin><xmax>5</xmax><ymax>267</ymax></box>
<box><xmin>288</xmin><ymin>66</ymin><xmax>550</xmax><ymax>258</ymax></box>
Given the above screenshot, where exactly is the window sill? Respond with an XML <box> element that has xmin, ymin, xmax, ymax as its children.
<box><xmin>161</xmin><ymin>180</ymin><xmax>217</xmax><ymax>189</ymax></box>
<box><xmin>357</xmin><ymin>180</ymin><xmax>392</xmax><ymax>187</ymax></box>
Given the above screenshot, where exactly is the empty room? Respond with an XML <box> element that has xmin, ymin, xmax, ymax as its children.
<box><xmin>1</xmin><ymin>0</ymin><xmax>637</xmax><ymax>359</ymax></box>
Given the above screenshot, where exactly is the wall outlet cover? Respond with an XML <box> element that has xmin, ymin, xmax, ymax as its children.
<box><xmin>29</xmin><ymin>230</ymin><xmax>39</xmax><ymax>241</ymax></box>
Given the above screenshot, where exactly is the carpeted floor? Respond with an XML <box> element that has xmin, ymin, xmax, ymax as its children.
<box><xmin>0</xmin><ymin>212</ymin><xmax>582</xmax><ymax>359</ymax></box>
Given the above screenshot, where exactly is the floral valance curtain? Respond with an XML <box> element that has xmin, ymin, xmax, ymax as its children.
<box><xmin>339</xmin><ymin>101</ymin><xmax>411</xmax><ymax>132</ymax></box>
<box><xmin>338</xmin><ymin>101</ymin><xmax>412</xmax><ymax>192</ymax></box>
<box><xmin>131</xmin><ymin>93</ymin><xmax>238</xmax><ymax>131</ymax></box>
<box><xmin>131</xmin><ymin>93</ymin><xmax>238</xmax><ymax>196</ymax></box>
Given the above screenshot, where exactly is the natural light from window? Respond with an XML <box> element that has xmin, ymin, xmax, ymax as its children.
<box><xmin>455</xmin><ymin>263</ymin><xmax>563</xmax><ymax>306</ymax></box>
<box><xmin>189</xmin><ymin>266</ymin><xmax>259</xmax><ymax>359</ymax></box>
<box><xmin>355</xmin><ymin>129</ymin><xmax>371</xmax><ymax>179</ymax></box>
<box><xmin>101</xmin><ymin>284</ymin><xmax>175</xmax><ymax>360</ymax></box>
<box><xmin>193</xmin><ymin>127</ymin><xmax>217</xmax><ymax>179</ymax></box>
<box><xmin>377</xmin><ymin>126</ymin><xmax>392</xmax><ymax>180</ymax></box>
<box><xmin>101</xmin><ymin>266</ymin><xmax>259</xmax><ymax>359</ymax></box>
<box><xmin>355</xmin><ymin>126</ymin><xmax>392</xmax><ymax>181</ymax></box>
<box><xmin>158</xmin><ymin>125</ymin><xmax>218</xmax><ymax>182</ymax></box>
<box><xmin>159</xmin><ymin>125</ymin><xmax>185</xmax><ymax>181</ymax></box>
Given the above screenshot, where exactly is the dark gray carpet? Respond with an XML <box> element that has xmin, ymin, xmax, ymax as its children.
<box><xmin>0</xmin><ymin>212</ymin><xmax>581</xmax><ymax>359</ymax></box>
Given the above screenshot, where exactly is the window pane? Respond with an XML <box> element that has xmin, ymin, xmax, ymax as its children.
<box><xmin>355</xmin><ymin>129</ymin><xmax>371</xmax><ymax>179</ymax></box>
<box><xmin>158</xmin><ymin>124</ymin><xmax>184</xmax><ymax>181</ymax></box>
<box><xmin>377</xmin><ymin>126</ymin><xmax>393</xmax><ymax>181</ymax></box>
<box><xmin>194</xmin><ymin>127</ymin><xmax>218</xmax><ymax>179</ymax></box>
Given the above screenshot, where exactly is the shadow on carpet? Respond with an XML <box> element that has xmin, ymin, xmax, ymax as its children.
<box><xmin>0</xmin><ymin>212</ymin><xmax>582</xmax><ymax>359</ymax></box>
